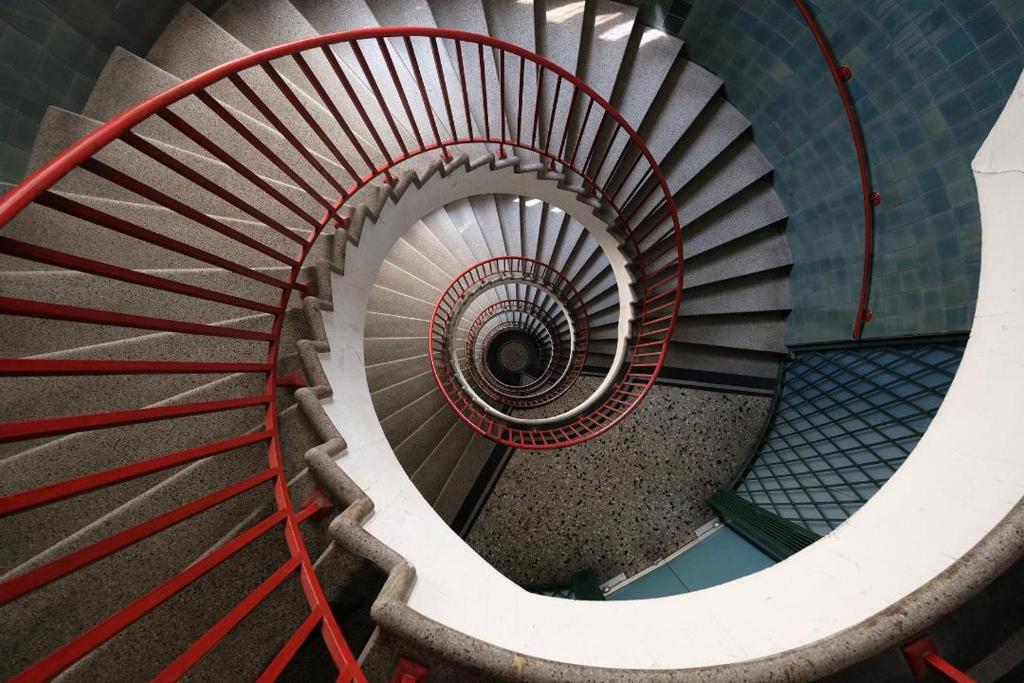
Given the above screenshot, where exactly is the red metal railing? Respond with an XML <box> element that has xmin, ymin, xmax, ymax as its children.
<box><xmin>461</xmin><ymin>299</ymin><xmax>572</xmax><ymax>408</ymax></box>
<box><xmin>431</xmin><ymin>255</ymin><xmax>661</xmax><ymax>448</ymax></box>
<box><xmin>0</xmin><ymin>26</ymin><xmax>680</xmax><ymax>676</ymax></box>
<box><xmin>902</xmin><ymin>635</ymin><xmax>977</xmax><ymax>683</ymax></box>
<box><xmin>794</xmin><ymin>0</ymin><xmax>880</xmax><ymax>339</ymax></box>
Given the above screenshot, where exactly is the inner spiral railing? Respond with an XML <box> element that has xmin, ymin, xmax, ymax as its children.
<box><xmin>463</xmin><ymin>299</ymin><xmax>569</xmax><ymax>408</ymax></box>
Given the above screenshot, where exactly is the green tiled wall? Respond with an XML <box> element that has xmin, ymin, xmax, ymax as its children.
<box><xmin>676</xmin><ymin>0</ymin><xmax>1024</xmax><ymax>343</ymax></box>
<box><xmin>0</xmin><ymin>0</ymin><xmax>225</xmax><ymax>184</ymax></box>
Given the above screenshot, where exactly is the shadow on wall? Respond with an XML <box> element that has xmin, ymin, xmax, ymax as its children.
<box><xmin>674</xmin><ymin>0</ymin><xmax>1024</xmax><ymax>344</ymax></box>
<box><xmin>0</xmin><ymin>0</ymin><xmax>227</xmax><ymax>184</ymax></box>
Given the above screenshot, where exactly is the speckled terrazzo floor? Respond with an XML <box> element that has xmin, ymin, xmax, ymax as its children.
<box><xmin>465</xmin><ymin>378</ymin><xmax>771</xmax><ymax>587</ymax></box>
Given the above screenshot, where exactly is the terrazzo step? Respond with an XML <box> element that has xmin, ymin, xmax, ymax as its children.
<box><xmin>636</xmin><ymin>57</ymin><xmax>722</xmax><ymax>166</ymax></box>
<box><xmin>371</xmin><ymin>369</ymin><xmax>437</xmax><ymax>423</ymax></box>
<box><xmin>0</xmin><ymin>266</ymin><xmax>287</xmax><ymax>354</ymax></box>
<box><xmin>311</xmin><ymin>546</ymin><xmax>388</xmax><ymax>666</ymax></box>
<box><xmin>367</xmin><ymin>283</ymin><xmax>436</xmax><ymax>321</ymax></box>
<box><xmin>672</xmin><ymin>312</ymin><xmax>789</xmax><ymax>354</ymax></box>
<box><xmin>393</xmin><ymin>401</ymin><xmax>460</xmax><ymax>475</ymax></box>
<box><xmin>684</xmin><ymin>228</ymin><xmax>793</xmax><ymax>289</ymax></box>
<box><xmin>148</xmin><ymin>3</ymin><xmax>384</xmax><ymax>178</ymax></box>
<box><xmin>365</xmin><ymin>353</ymin><xmax>433</xmax><ymax>394</ymax></box>
<box><xmin>216</xmin><ymin>0</ymin><xmax>447</xmax><ymax>169</ymax></box>
<box><xmin>680</xmin><ymin>271</ymin><xmax>792</xmax><ymax>317</ymax></box>
<box><xmin>28</xmin><ymin>108</ymin><xmax>322</xmax><ymax>231</ymax></box>
<box><xmin>663</xmin><ymin>342</ymin><xmax>782</xmax><ymax>383</ymax></box>
<box><xmin>533</xmin><ymin>205</ymin><xmax>566</xmax><ymax>268</ymax></box>
<box><xmin>420</xmin><ymin>206</ymin><xmax>482</xmax><ymax>268</ymax></box>
<box><xmin>0</xmin><ymin>304</ymin><xmax>308</xmax><ymax>462</ymax></box>
<box><xmin>0</xmin><ymin>266</ymin><xmax>302</xmax><ymax>360</ymax></box>
<box><xmin>684</xmin><ymin>180</ymin><xmax>788</xmax><ymax>259</ymax></box>
<box><xmin>367</xmin><ymin>0</ymin><xmax>474</xmax><ymax>138</ymax></box>
<box><xmin>545</xmin><ymin>216</ymin><xmax>588</xmax><ymax>273</ymax></box>
<box><xmin>677</xmin><ymin>139</ymin><xmax>775</xmax><ymax>229</ymax></box>
<box><xmin>83</xmin><ymin>48</ymin><xmax>342</xmax><ymax>199</ymax></box>
<box><xmin>411</xmin><ymin>419</ymin><xmax>477</xmax><ymax>507</ymax></box>
<box><xmin>482</xmin><ymin>0</ymin><xmax>540</xmax><ymax>162</ymax></box>
<box><xmin>363</xmin><ymin>310</ymin><xmax>431</xmax><ymax>341</ymax></box>
<box><xmin>534</xmin><ymin>0</ymin><xmax>587</xmax><ymax>153</ymax></box>
<box><xmin>378</xmin><ymin>387</ymin><xmax>448</xmax><ymax>449</ymax></box>
<box><xmin>383</xmin><ymin>238</ymin><xmax>453</xmax><ymax>291</ymax></box>
<box><xmin>562</xmin><ymin>0</ymin><xmax>637</xmax><ymax>169</ymax></box>
<box><xmin>425</xmin><ymin>0</ymin><xmax>504</xmax><ymax>145</ymax></box>
<box><xmin>442</xmin><ymin>198</ymin><xmax>497</xmax><ymax>263</ymax></box>
<box><xmin>655</xmin><ymin>96</ymin><xmax>752</xmax><ymax>195</ymax></box>
<box><xmin>585</xmin><ymin>20</ymin><xmax>686</xmax><ymax>182</ymax></box>
<box><xmin>363</xmin><ymin>336</ymin><xmax>430</xmax><ymax>367</ymax></box>
<box><xmin>433</xmin><ymin>430</ymin><xmax>494</xmax><ymax>524</ymax></box>
<box><xmin>400</xmin><ymin>220</ymin><xmax>467</xmax><ymax>280</ymax></box>
<box><xmin>288</xmin><ymin>0</ymin><xmax>445</xmax><ymax>169</ymax></box>
<box><xmin>0</xmin><ymin>370</ymin><xmax>269</xmax><ymax>575</ymax></box>
<box><xmin>55</xmin><ymin>514</ymin><xmax>308</xmax><ymax>683</ymax></box>
<box><xmin>0</xmin><ymin>191</ymin><xmax>305</xmax><ymax>271</ymax></box>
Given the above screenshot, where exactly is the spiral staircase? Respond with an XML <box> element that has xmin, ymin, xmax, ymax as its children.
<box><xmin>2</xmin><ymin>0</ymin><xmax>1021</xmax><ymax>681</ymax></box>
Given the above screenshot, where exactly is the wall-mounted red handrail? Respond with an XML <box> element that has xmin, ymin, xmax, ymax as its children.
<box><xmin>794</xmin><ymin>0</ymin><xmax>880</xmax><ymax>339</ymax></box>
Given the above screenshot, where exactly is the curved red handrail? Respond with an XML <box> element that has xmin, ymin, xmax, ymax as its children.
<box><xmin>462</xmin><ymin>297</ymin><xmax>573</xmax><ymax>407</ymax></box>
<box><xmin>0</xmin><ymin>25</ymin><xmax>683</xmax><ymax>676</ymax></box>
<box><xmin>793</xmin><ymin>0</ymin><xmax>879</xmax><ymax>339</ymax></box>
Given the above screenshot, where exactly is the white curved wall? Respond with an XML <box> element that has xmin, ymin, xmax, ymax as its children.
<box><xmin>318</xmin><ymin>74</ymin><xmax>1024</xmax><ymax>669</ymax></box>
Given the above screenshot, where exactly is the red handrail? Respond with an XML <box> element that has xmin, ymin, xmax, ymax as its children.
<box><xmin>461</xmin><ymin>298</ymin><xmax>573</xmax><ymax>407</ymax></box>
<box><xmin>793</xmin><ymin>0</ymin><xmax>880</xmax><ymax>339</ymax></box>
<box><xmin>0</xmin><ymin>26</ymin><xmax>682</xmax><ymax>677</ymax></box>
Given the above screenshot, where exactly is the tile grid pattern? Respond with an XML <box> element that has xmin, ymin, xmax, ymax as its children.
<box><xmin>735</xmin><ymin>341</ymin><xmax>965</xmax><ymax>536</ymax></box>
<box><xmin>673</xmin><ymin>0</ymin><xmax>1024</xmax><ymax>344</ymax></box>
<box><xmin>0</xmin><ymin>0</ymin><xmax>225</xmax><ymax>183</ymax></box>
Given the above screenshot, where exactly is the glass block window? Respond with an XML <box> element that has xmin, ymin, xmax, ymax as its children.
<box><xmin>735</xmin><ymin>341</ymin><xmax>966</xmax><ymax>536</ymax></box>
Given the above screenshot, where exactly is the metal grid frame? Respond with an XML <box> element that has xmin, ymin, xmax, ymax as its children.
<box><xmin>735</xmin><ymin>339</ymin><xmax>966</xmax><ymax>536</ymax></box>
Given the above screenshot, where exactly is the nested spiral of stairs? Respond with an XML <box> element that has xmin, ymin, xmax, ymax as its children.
<box><xmin>0</xmin><ymin>0</ymin><xmax>796</xmax><ymax>680</ymax></box>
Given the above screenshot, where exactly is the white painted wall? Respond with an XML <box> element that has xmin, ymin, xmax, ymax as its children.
<box><xmin>318</xmin><ymin>72</ymin><xmax>1024</xmax><ymax>669</ymax></box>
